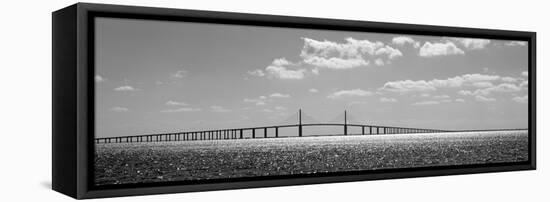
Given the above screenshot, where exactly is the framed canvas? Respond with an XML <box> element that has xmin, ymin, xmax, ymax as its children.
<box><xmin>52</xmin><ymin>3</ymin><xmax>536</xmax><ymax>199</ymax></box>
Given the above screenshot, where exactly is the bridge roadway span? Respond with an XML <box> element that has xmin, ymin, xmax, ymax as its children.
<box><xmin>95</xmin><ymin>123</ymin><xmax>453</xmax><ymax>144</ymax></box>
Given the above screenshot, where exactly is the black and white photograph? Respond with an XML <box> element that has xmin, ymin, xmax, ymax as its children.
<box><xmin>4</xmin><ymin>0</ymin><xmax>550</xmax><ymax>201</ymax></box>
<box><xmin>93</xmin><ymin>17</ymin><xmax>530</xmax><ymax>186</ymax></box>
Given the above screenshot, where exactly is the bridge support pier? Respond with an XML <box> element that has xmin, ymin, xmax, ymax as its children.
<box><xmin>298</xmin><ymin>109</ymin><xmax>303</xmax><ymax>137</ymax></box>
<box><xmin>275</xmin><ymin>127</ymin><xmax>279</xmax><ymax>138</ymax></box>
<box><xmin>344</xmin><ymin>125</ymin><xmax>347</xmax><ymax>136</ymax></box>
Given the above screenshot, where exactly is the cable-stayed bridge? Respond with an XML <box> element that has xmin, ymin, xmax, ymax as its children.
<box><xmin>94</xmin><ymin>109</ymin><xmax>462</xmax><ymax>144</ymax></box>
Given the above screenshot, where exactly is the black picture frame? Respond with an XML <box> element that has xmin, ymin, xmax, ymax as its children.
<box><xmin>52</xmin><ymin>2</ymin><xmax>536</xmax><ymax>199</ymax></box>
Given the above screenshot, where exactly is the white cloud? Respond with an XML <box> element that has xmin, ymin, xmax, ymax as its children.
<box><xmin>311</xmin><ymin>67</ymin><xmax>320</xmax><ymax>75</ymax></box>
<box><xmin>501</xmin><ymin>77</ymin><xmax>518</xmax><ymax>83</ymax></box>
<box><xmin>171</xmin><ymin>69</ymin><xmax>188</xmax><ymax>78</ymax></box>
<box><xmin>300</xmin><ymin>37</ymin><xmax>402</xmax><ymax>69</ymax></box>
<box><xmin>380</xmin><ymin>73</ymin><xmax>502</xmax><ymax>93</ymax></box>
<box><xmin>512</xmin><ymin>95</ymin><xmax>528</xmax><ymax>103</ymax></box>
<box><xmin>472</xmin><ymin>81</ymin><xmax>494</xmax><ymax>88</ymax></box>
<box><xmin>244</xmin><ymin>98</ymin><xmax>267</xmax><ymax>106</ymax></box>
<box><xmin>475</xmin><ymin>95</ymin><xmax>496</xmax><ymax>102</ymax></box>
<box><xmin>272</xmin><ymin>58</ymin><xmax>292</xmax><ymax>66</ymax></box>
<box><xmin>520</xmin><ymin>80</ymin><xmax>528</xmax><ymax>88</ymax></box>
<box><xmin>110</xmin><ymin>107</ymin><xmax>128</xmax><ymax>112</ymax></box>
<box><xmin>95</xmin><ymin>75</ymin><xmax>106</xmax><ymax>82</ymax></box>
<box><xmin>261</xmin><ymin>106</ymin><xmax>289</xmax><ymax>115</ymax></box>
<box><xmin>274</xmin><ymin>106</ymin><xmax>287</xmax><ymax>111</ymax></box>
<box><xmin>392</xmin><ymin>36</ymin><xmax>420</xmax><ymax>48</ymax></box>
<box><xmin>419</xmin><ymin>41</ymin><xmax>464</xmax><ymax>57</ymax></box>
<box><xmin>161</xmin><ymin>107</ymin><xmax>202</xmax><ymax>113</ymax></box>
<box><xmin>433</xmin><ymin>95</ymin><xmax>450</xmax><ymax>99</ymax></box>
<box><xmin>210</xmin><ymin>105</ymin><xmax>231</xmax><ymax>112</ymax></box>
<box><xmin>265</xmin><ymin>58</ymin><xmax>306</xmax><ymax>80</ymax></box>
<box><xmin>269</xmin><ymin>93</ymin><xmax>291</xmax><ymax>98</ymax></box>
<box><xmin>521</xmin><ymin>71</ymin><xmax>528</xmax><ymax>77</ymax></box>
<box><xmin>348</xmin><ymin>101</ymin><xmax>368</xmax><ymax>106</ymax></box>
<box><xmin>451</xmin><ymin>38</ymin><xmax>491</xmax><ymax>50</ymax></box>
<box><xmin>505</xmin><ymin>41</ymin><xmax>527</xmax><ymax>46</ymax></box>
<box><xmin>309</xmin><ymin>88</ymin><xmax>319</xmax><ymax>93</ymax></box>
<box><xmin>380</xmin><ymin>97</ymin><xmax>398</xmax><ymax>103</ymax></box>
<box><xmin>455</xmin><ymin>98</ymin><xmax>465</xmax><ymax>102</ymax></box>
<box><xmin>491</xmin><ymin>83</ymin><xmax>522</xmax><ymax>92</ymax></box>
<box><xmin>328</xmin><ymin>89</ymin><xmax>372</xmax><ymax>99</ymax></box>
<box><xmin>266</xmin><ymin>65</ymin><xmax>306</xmax><ymax>79</ymax></box>
<box><xmin>459</xmin><ymin>74</ymin><xmax>501</xmax><ymax>82</ymax></box>
<box><xmin>380</xmin><ymin>80</ymin><xmax>436</xmax><ymax>92</ymax></box>
<box><xmin>374</xmin><ymin>58</ymin><xmax>384</xmax><ymax>66</ymax></box>
<box><xmin>114</xmin><ymin>85</ymin><xmax>138</xmax><ymax>91</ymax></box>
<box><xmin>483</xmin><ymin>83</ymin><xmax>521</xmax><ymax>94</ymax></box>
<box><xmin>375</xmin><ymin>45</ymin><xmax>403</xmax><ymax>59</ymax></box>
<box><xmin>458</xmin><ymin>83</ymin><xmax>521</xmax><ymax>97</ymax></box>
<box><xmin>247</xmin><ymin>69</ymin><xmax>265</xmax><ymax>77</ymax></box>
<box><xmin>412</xmin><ymin>101</ymin><xmax>440</xmax><ymax>106</ymax></box>
<box><xmin>166</xmin><ymin>100</ymin><xmax>188</xmax><ymax>106</ymax></box>
<box><xmin>457</xmin><ymin>90</ymin><xmax>472</xmax><ymax>96</ymax></box>
<box><xmin>302</xmin><ymin>56</ymin><xmax>369</xmax><ymax>69</ymax></box>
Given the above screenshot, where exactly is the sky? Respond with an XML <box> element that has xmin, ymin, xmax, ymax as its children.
<box><xmin>95</xmin><ymin>17</ymin><xmax>529</xmax><ymax>138</ymax></box>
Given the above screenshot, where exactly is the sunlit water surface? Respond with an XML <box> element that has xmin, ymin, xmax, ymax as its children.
<box><xmin>95</xmin><ymin>130</ymin><xmax>528</xmax><ymax>185</ymax></box>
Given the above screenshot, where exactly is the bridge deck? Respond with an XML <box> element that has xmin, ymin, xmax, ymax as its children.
<box><xmin>94</xmin><ymin>109</ymin><xmax>528</xmax><ymax>144</ymax></box>
<box><xmin>94</xmin><ymin>123</ymin><xmax>458</xmax><ymax>144</ymax></box>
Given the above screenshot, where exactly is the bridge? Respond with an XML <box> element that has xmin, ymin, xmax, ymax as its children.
<box><xmin>95</xmin><ymin>109</ymin><xmax>455</xmax><ymax>144</ymax></box>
